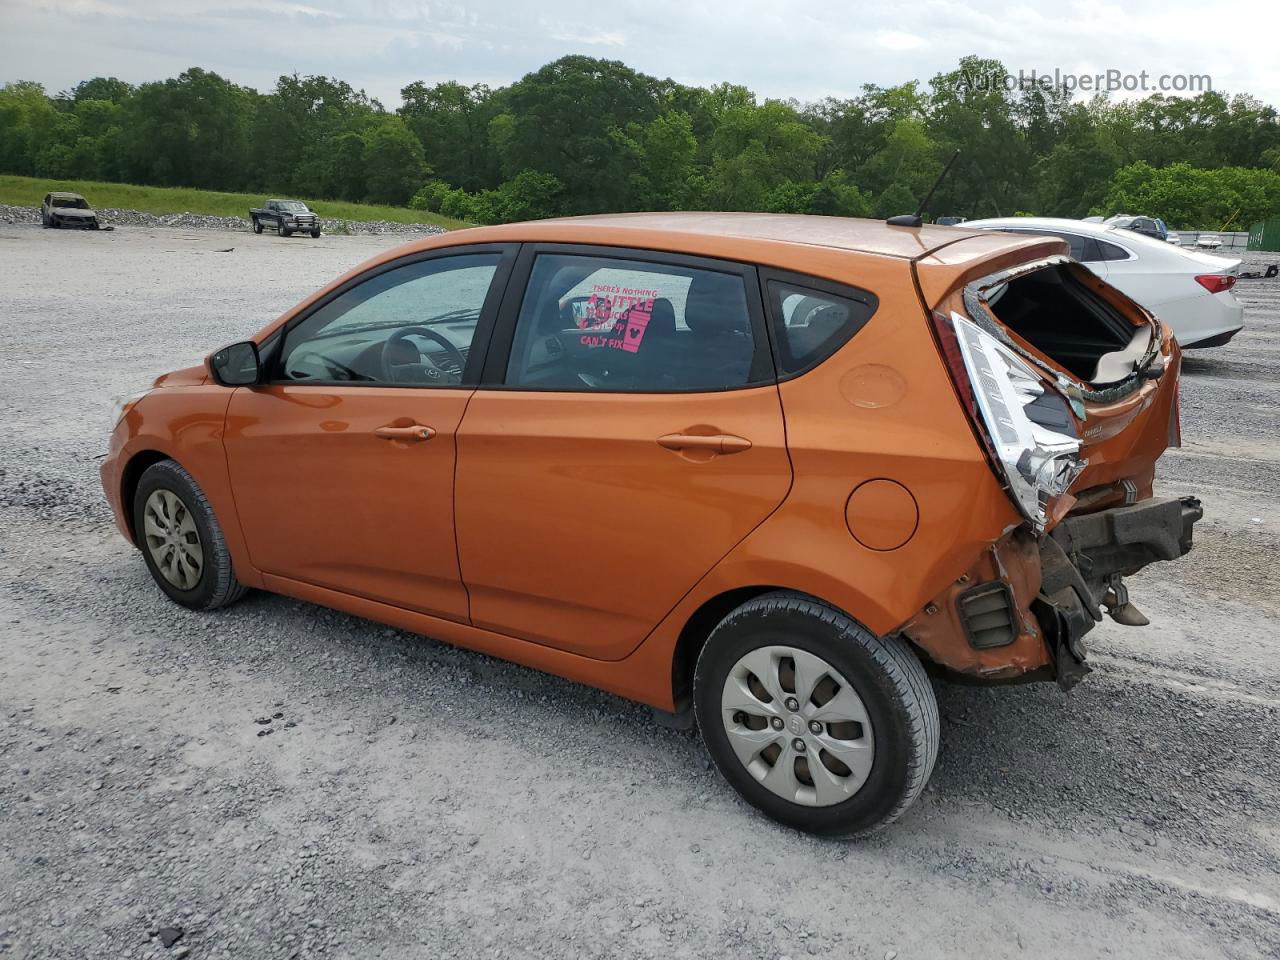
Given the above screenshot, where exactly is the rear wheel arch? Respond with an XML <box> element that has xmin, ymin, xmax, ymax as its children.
<box><xmin>672</xmin><ymin>587</ymin><xmax>784</xmax><ymax>708</ymax></box>
<box><xmin>670</xmin><ymin>585</ymin><xmax>883</xmax><ymax>709</ymax></box>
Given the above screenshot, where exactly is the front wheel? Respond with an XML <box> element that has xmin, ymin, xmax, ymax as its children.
<box><xmin>694</xmin><ymin>593</ymin><xmax>939</xmax><ymax>837</ymax></box>
<box><xmin>310</xmin><ymin>228</ymin><xmax>321</xmax><ymax>238</ymax></box>
<box><xmin>132</xmin><ymin>460</ymin><xmax>247</xmax><ymax>611</ymax></box>
<box><xmin>280</xmin><ymin>224</ymin><xmax>292</xmax><ymax>237</ymax></box>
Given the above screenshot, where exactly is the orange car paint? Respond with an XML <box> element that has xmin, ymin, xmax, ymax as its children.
<box><xmin>222</xmin><ymin>385</ymin><xmax>473</xmax><ymax>621</ymax></box>
<box><xmin>101</xmin><ymin>214</ymin><xmax>1181</xmax><ymax>712</ymax></box>
<box><xmin>454</xmin><ymin>387</ymin><xmax>792</xmax><ymax>660</ymax></box>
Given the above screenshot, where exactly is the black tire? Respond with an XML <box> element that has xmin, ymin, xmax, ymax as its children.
<box><xmin>280</xmin><ymin>224</ymin><xmax>292</xmax><ymax>237</ymax></box>
<box><xmin>132</xmin><ymin>460</ymin><xmax>248</xmax><ymax>611</ymax></box>
<box><xmin>252</xmin><ymin>217</ymin><xmax>263</xmax><ymax>234</ymax></box>
<box><xmin>693</xmin><ymin>592</ymin><xmax>939</xmax><ymax>837</ymax></box>
<box><xmin>310</xmin><ymin>228</ymin><xmax>321</xmax><ymax>238</ymax></box>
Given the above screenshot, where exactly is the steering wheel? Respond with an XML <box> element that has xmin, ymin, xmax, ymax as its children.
<box><xmin>380</xmin><ymin>326</ymin><xmax>468</xmax><ymax>384</ymax></box>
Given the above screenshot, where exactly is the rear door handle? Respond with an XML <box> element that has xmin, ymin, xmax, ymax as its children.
<box><xmin>374</xmin><ymin>424</ymin><xmax>436</xmax><ymax>441</ymax></box>
<box><xmin>657</xmin><ymin>433</ymin><xmax>752</xmax><ymax>454</ymax></box>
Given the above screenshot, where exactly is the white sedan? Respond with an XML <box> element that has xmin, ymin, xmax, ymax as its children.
<box><xmin>965</xmin><ymin>217</ymin><xmax>1245</xmax><ymax>348</ymax></box>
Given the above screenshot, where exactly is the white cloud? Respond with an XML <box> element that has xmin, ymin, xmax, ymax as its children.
<box><xmin>876</xmin><ymin>31</ymin><xmax>926</xmax><ymax>52</ymax></box>
<box><xmin>1</xmin><ymin>0</ymin><xmax>1276</xmax><ymax>109</ymax></box>
<box><xmin>546</xmin><ymin>29</ymin><xmax>627</xmax><ymax>47</ymax></box>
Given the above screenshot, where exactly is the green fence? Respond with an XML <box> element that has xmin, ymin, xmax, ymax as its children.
<box><xmin>1248</xmin><ymin>220</ymin><xmax>1280</xmax><ymax>252</ymax></box>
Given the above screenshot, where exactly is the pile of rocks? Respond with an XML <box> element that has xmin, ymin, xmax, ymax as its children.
<box><xmin>0</xmin><ymin>204</ymin><xmax>39</xmax><ymax>224</ymax></box>
<box><xmin>0</xmin><ymin>203</ymin><xmax>448</xmax><ymax>236</ymax></box>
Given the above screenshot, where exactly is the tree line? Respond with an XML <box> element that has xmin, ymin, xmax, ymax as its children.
<box><xmin>2</xmin><ymin>55</ymin><xmax>1280</xmax><ymax>229</ymax></box>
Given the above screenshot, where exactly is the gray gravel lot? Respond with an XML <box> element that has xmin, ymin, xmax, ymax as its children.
<box><xmin>1</xmin><ymin>224</ymin><xmax>1278</xmax><ymax>960</ymax></box>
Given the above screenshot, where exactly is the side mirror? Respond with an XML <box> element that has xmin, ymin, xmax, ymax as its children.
<box><xmin>209</xmin><ymin>341</ymin><xmax>261</xmax><ymax>386</ymax></box>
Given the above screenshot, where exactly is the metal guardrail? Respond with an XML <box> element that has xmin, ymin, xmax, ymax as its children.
<box><xmin>1167</xmin><ymin>231</ymin><xmax>1249</xmax><ymax>251</ymax></box>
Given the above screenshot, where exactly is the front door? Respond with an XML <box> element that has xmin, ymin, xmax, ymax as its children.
<box><xmin>223</xmin><ymin>246</ymin><xmax>514</xmax><ymax>621</ymax></box>
<box><xmin>455</xmin><ymin>247</ymin><xmax>792</xmax><ymax>659</ymax></box>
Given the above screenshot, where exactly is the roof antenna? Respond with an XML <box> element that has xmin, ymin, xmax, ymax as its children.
<box><xmin>887</xmin><ymin>150</ymin><xmax>961</xmax><ymax>227</ymax></box>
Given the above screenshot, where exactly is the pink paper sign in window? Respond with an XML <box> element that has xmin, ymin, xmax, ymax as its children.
<box><xmin>577</xmin><ymin>283</ymin><xmax>658</xmax><ymax>352</ymax></box>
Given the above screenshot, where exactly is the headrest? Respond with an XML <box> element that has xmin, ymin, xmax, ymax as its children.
<box><xmin>646</xmin><ymin>297</ymin><xmax>676</xmax><ymax>338</ymax></box>
<box><xmin>684</xmin><ymin>274</ymin><xmax>747</xmax><ymax>336</ymax></box>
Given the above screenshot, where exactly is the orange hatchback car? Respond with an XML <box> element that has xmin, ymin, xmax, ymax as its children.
<box><xmin>102</xmin><ymin>214</ymin><xmax>1201</xmax><ymax>835</ymax></box>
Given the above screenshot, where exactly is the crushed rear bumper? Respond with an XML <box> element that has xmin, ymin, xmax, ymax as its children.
<box><xmin>1037</xmin><ymin>496</ymin><xmax>1203</xmax><ymax>688</ymax></box>
<box><xmin>902</xmin><ymin>496</ymin><xmax>1202</xmax><ymax>689</ymax></box>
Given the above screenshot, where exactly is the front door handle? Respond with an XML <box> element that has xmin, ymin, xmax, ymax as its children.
<box><xmin>657</xmin><ymin>433</ymin><xmax>752</xmax><ymax>454</ymax></box>
<box><xmin>374</xmin><ymin>424</ymin><xmax>436</xmax><ymax>441</ymax></box>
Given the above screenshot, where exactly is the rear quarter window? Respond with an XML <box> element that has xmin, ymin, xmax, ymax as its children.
<box><xmin>1095</xmin><ymin>239</ymin><xmax>1132</xmax><ymax>261</ymax></box>
<box><xmin>762</xmin><ymin>270</ymin><xmax>879</xmax><ymax>377</ymax></box>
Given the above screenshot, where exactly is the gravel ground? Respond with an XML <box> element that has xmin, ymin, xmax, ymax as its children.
<box><xmin>1</xmin><ymin>225</ymin><xmax>1278</xmax><ymax>960</ymax></box>
<box><xmin>0</xmin><ymin>203</ymin><xmax>449</xmax><ymax>236</ymax></box>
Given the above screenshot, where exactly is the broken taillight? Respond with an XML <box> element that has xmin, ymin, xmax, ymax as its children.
<box><xmin>1194</xmin><ymin>274</ymin><xmax>1236</xmax><ymax>294</ymax></box>
<box><xmin>933</xmin><ymin>311</ymin><xmax>1086</xmax><ymax>533</ymax></box>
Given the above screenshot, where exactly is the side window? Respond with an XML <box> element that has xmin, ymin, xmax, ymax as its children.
<box><xmin>1054</xmin><ymin>232</ymin><xmax>1089</xmax><ymax>261</ymax></box>
<box><xmin>765</xmin><ymin>277</ymin><xmax>878</xmax><ymax>376</ymax></box>
<box><xmin>279</xmin><ymin>253</ymin><xmax>499</xmax><ymax>385</ymax></box>
<box><xmin>504</xmin><ymin>253</ymin><xmax>768</xmax><ymax>392</ymax></box>
<box><xmin>997</xmin><ymin>228</ymin><xmax>1097</xmax><ymax>263</ymax></box>
<box><xmin>1095</xmin><ymin>239</ymin><xmax>1131</xmax><ymax>262</ymax></box>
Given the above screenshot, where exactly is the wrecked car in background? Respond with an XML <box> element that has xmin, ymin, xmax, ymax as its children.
<box><xmin>100</xmin><ymin>214</ymin><xmax>1201</xmax><ymax>836</ymax></box>
<box><xmin>42</xmin><ymin>192</ymin><xmax>102</xmax><ymax>230</ymax></box>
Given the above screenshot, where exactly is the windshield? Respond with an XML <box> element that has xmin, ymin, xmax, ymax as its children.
<box><xmin>277</xmin><ymin>201</ymin><xmax>308</xmax><ymax>212</ymax></box>
<box><xmin>52</xmin><ymin>197</ymin><xmax>87</xmax><ymax>209</ymax></box>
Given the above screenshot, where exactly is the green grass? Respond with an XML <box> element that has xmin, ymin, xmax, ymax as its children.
<box><xmin>0</xmin><ymin>174</ymin><xmax>469</xmax><ymax>229</ymax></box>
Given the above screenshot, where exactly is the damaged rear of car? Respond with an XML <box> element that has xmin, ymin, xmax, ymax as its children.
<box><xmin>904</xmin><ymin>244</ymin><xmax>1201</xmax><ymax>690</ymax></box>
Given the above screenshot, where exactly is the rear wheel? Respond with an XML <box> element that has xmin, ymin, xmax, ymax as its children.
<box><xmin>132</xmin><ymin>460</ymin><xmax>247</xmax><ymax>611</ymax></box>
<box><xmin>694</xmin><ymin>592</ymin><xmax>939</xmax><ymax>836</ymax></box>
<box><xmin>252</xmin><ymin>217</ymin><xmax>263</xmax><ymax>234</ymax></box>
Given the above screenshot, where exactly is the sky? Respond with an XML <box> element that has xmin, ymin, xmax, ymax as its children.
<box><xmin>1</xmin><ymin>0</ymin><xmax>1276</xmax><ymax>108</ymax></box>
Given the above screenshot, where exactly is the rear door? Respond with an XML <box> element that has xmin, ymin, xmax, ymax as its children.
<box><xmin>453</xmin><ymin>245</ymin><xmax>792</xmax><ymax>660</ymax></box>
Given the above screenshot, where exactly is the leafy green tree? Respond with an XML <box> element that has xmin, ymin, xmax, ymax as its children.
<box><xmin>703</xmin><ymin>98</ymin><xmax>825</xmax><ymax>209</ymax></box>
<box><xmin>362</xmin><ymin>118</ymin><xmax>428</xmax><ymax>204</ymax></box>
<box><xmin>119</xmin><ymin>68</ymin><xmax>257</xmax><ymax>190</ymax></box>
<box><xmin>1101</xmin><ymin>161</ymin><xmax>1280</xmax><ymax>228</ymax></box>
<box><xmin>4</xmin><ymin>55</ymin><xmax>1280</xmax><ymax>227</ymax></box>
<box><xmin>254</xmin><ymin>74</ymin><xmax>381</xmax><ymax>197</ymax></box>
<box><xmin>0</xmin><ymin>81</ymin><xmax>61</xmax><ymax>175</ymax></box>
<box><xmin>399</xmin><ymin>81</ymin><xmax>501</xmax><ymax>191</ymax></box>
<box><xmin>325</xmin><ymin>131</ymin><xmax>368</xmax><ymax>202</ymax></box>
<box><xmin>67</xmin><ymin>77</ymin><xmax>134</xmax><ymax>105</ymax></box>
<box><xmin>873</xmin><ymin>182</ymin><xmax>919</xmax><ymax>219</ymax></box>
<box><xmin>495</xmin><ymin>55</ymin><xmax>664</xmax><ymax>213</ymax></box>
<box><xmin>858</xmin><ymin>118</ymin><xmax>942</xmax><ymax>201</ymax></box>
<box><xmin>810</xmin><ymin>173</ymin><xmax>871</xmax><ymax>217</ymax></box>
<box><xmin>612</xmin><ymin>110</ymin><xmax>698</xmax><ymax>210</ymax></box>
<box><xmin>927</xmin><ymin>57</ymin><xmax>1032</xmax><ymax>217</ymax></box>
